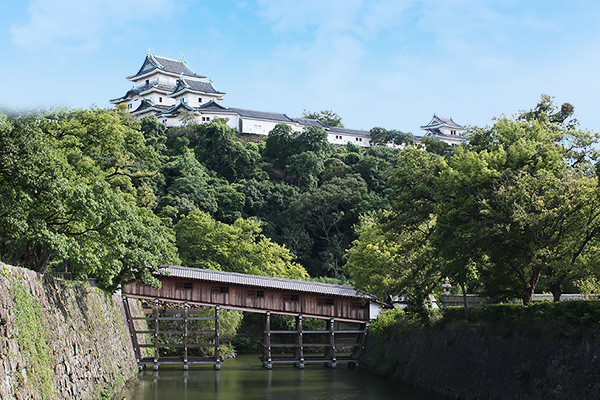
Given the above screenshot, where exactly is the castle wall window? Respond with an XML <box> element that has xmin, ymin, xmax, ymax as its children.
<box><xmin>159</xmin><ymin>97</ymin><xmax>162</xmax><ymax>103</ymax></box>
<box><xmin>199</xmin><ymin>97</ymin><xmax>202</xmax><ymax>103</ymax></box>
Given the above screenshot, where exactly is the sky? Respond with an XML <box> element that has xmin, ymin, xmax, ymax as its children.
<box><xmin>1</xmin><ymin>0</ymin><xmax>599</xmax><ymax>134</ymax></box>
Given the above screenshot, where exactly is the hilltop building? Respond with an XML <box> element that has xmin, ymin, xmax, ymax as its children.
<box><xmin>111</xmin><ymin>53</ymin><xmax>371</xmax><ymax>147</ymax></box>
<box><xmin>420</xmin><ymin>114</ymin><xmax>466</xmax><ymax>146</ymax></box>
<box><xmin>112</xmin><ymin>53</ymin><xmax>463</xmax><ymax>148</ymax></box>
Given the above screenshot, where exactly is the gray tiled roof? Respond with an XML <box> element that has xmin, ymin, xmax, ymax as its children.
<box><xmin>229</xmin><ymin>108</ymin><xmax>294</xmax><ymax>123</ymax></box>
<box><xmin>131</xmin><ymin>99</ymin><xmax>170</xmax><ymax>113</ymax></box>
<box><xmin>421</xmin><ymin>114</ymin><xmax>464</xmax><ymax>130</ymax></box>
<box><xmin>159</xmin><ymin>265</ymin><xmax>374</xmax><ymax>299</ymax></box>
<box><xmin>170</xmin><ymin>78</ymin><xmax>224</xmax><ymax>95</ymax></box>
<box><xmin>292</xmin><ymin>118</ymin><xmax>326</xmax><ymax>127</ymax></box>
<box><xmin>197</xmin><ymin>101</ymin><xmax>233</xmax><ymax>112</ymax></box>
<box><xmin>128</xmin><ymin>54</ymin><xmax>206</xmax><ymax>80</ymax></box>
<box><xmin>328</xmin><ymin>126</ymin><xmax>371</xmax><ymax>137</ymax></box>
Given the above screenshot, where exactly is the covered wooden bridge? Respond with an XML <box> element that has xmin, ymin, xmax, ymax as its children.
<box><xmin>121</xmin><ymin>266</ymin><xmax>380</xmax><ymax>370</ymax></box>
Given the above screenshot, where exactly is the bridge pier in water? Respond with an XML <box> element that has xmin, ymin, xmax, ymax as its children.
<box><xmin>120</xmin><ymin>266</ymin><xmax>378</xmax><ymax>371</ymax></box>
<box><xmin>261</xmin><ymin>311</ymin><xmax>368</xmax><ymax>370</ymax></box>
<box><xmin>122</xmin><ymin>296</ymin><xmax>223</xmax><ymax>371</ymax></box>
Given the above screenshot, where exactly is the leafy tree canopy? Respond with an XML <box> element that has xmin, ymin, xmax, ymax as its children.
<box><xmin>302</xmin><ymin>110</ymin><xmax>344</xmax><ymax>128</ymax></box>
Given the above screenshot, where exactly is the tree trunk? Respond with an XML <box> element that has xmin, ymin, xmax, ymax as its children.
<box><xmin>23</xmin><ymin>243</ymin><xmax>51</xmax><ymax>274</ymax></box>
<box><xmin>522</xmin><ymin>269</ymin><xmax>541</xmax><ymax>305</ymax></box>
<box><xmin>460</xmin><ymin>282</ymin><xmax>470</xmax><ymax>321</ymax></box>
<box><xmin>549</xmin><ymin>281</ymin><xmax>562</xmax><ymax>302</ymax></box>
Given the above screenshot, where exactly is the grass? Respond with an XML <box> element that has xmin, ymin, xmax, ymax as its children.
<box><xmin>11</xmin><ymin>277</ymin><xmax>56</xmax><ymax>399</ymax></box>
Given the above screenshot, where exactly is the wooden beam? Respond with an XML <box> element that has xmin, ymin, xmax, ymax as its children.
<box><xmin>121</xmin><ymin>293</ymin><xmax>370</xmax><ymax>323</ymax></box>
<box><xmin>122</xmin><ymin>296</ymin><xmax>142</xmax><ymax>367</ymax></box>
<box><xmin>263</xmin><ymin>311</ymin><xmax>272</xmax><ymax>369</ymax></box>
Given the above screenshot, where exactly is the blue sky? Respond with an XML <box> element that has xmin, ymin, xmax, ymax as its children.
<box><xmin>1</xmin><ymin>0</ymin><xmax>599</xmax><ymax>134</ymax></box>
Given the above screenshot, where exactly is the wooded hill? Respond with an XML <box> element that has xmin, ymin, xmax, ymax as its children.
<box><xmin>2</xmin><ymin>95</ymin><xmax>598</xmax><ymax>311</ymax></box>
<box><xmin>0</xmin><ymin>107</ymin><xmax>404</xmax><ymax>290</ymax></box>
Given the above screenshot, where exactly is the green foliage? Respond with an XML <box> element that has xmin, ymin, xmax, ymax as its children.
<box><xmin>369</xmin><ymin>306</ymin><xmax>406</xmax><ymax>338</ymax></box>
<box><xmin>301</xmin><ymin>109</ymin><xmax>344</xmax><ymax>128</ymax></box>
<box><xmin>369</xmin><ymin>95</ymin><xmax>600</xmax><ymax>306</ymax></box>
<box><xmin>11</xmin><ymin>277</ymin><xmax>56</xmax><ymax>399</ymax></box>
<box><xmin>369</xmin><ymin>127</ymin><xmax>414</xmax><ymax>147</ymax></box>
<box><xmin>440</xmin><ymin>301</ymin><xmax>600</xmax><ymax>337</ymax></box>
<box><xmin>345</xmin><ymin>213</ymin><xmax>441</xmax><ymax>315</ymax></box>
<box><xmin>0</xmin><ymin>109</ymin><xmax>179</xmax><ymax>290</ymax></box>
<box><xmin>175</xmin><ymin>210</ymin><xmax>308</xmax><ymax>279</ymax></box>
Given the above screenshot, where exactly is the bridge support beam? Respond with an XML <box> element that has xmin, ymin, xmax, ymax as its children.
<box><xmin>325</xmin><ymin>318</ymin><xmax>337</xmax><ymax>368</ymax></box>
<box><xmin>262</xmin><ymin>312</ymin><xmax>272</xmax><ymax>369</ymax></box>
<box><xmin>294</xmin><ymin>315</ymin><xmax>304</xmax><ymax>369</ymax></box>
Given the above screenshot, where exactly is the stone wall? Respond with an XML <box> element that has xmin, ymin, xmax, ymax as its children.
<box><xmin>0</xmin><ymin>262</ymin><xmax>138</xmax><ymax>399</ymax></box>
<box><xmin>361</xmin><ymin>323</ymin><xmax>600</xmax><ymax>399</ymax></box>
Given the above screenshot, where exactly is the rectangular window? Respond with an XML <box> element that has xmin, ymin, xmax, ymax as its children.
<box><xmin>159</xmin><ymin>97</ymin><xmax>162</xmax><ymax>103</ymax></box>
<box><xmin>212</xmin><ymin>286</ymin><xmax>229</xmax><ymax>294</ymax></box>
<box><xmin>352</xmin><ymin>301</ymin><xmax>367</xmax><ymax>309</ymax></box>
<box><xmin>199</xmin><ymin>97</ymin><xmax>202</xmax><ymax>103</ymax></box>
<box><xmin>175</xmin><ymin>281</ymin><xmax>193</xmax><ymax>290</ymax></box>
<box><xmin>283</xmin><ymin>294</ymin><xmax>299</xmax><ymax>302</ymax></box>
<box><xmin>248</xmin><ymin>290</ymin><xmax>265</xmax><ymax>298</ymax></box>
<box><xmin>318</xmin><ymin>298</ymin><xmax>335</xmax><ymax>306</ymax></box>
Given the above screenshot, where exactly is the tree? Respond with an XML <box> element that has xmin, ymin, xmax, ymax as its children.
<box><xmin>345</xmin><ymin>214</ymin><xmax>441</xmax><ymax>317</ymax></box>
<box><xmin>190</xmin><ymin>119</ymin><xmax>257</xmax><ymax>182</ymax></box>
<box><xmin>377</xmin><ymin>96</ymin><xmax>600</xmax><ymax>306</ymax></box>
<box><xmin>302</xmin><ymin>110</ymin><xmax>344</xmax><ymax>128</ymax></box>
<box><xmin>0</xmin><ymin>109</ymin><xmax>179</xmax><ymax>290</ymax></box>
<box><xmin>369</xmin><ymin>127</ymin><xmax>415</xmax><ymax>147</ymax></box>
<box><xmin>175</xmin><ymin>210</ymin><xmax>308</xmax><ymax>279</ymax></box>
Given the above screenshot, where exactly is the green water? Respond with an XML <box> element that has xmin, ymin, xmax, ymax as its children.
<box><xmin>119</xmin><ymin>355</ymin><xmax>447</xmax><ymax>400</ymax></box>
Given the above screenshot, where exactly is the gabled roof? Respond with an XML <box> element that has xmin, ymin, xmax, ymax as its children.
<box><xmin>170</xmin><ymin>77</ymin><xmax>224</xmax><ymax>96</ymax></box>
<box><xmin>128</xmin><ymin>53</ymin><xmax>206</xmax><ymax>80</ymax></box>
<box><xmin>328</xmin><ymin>126</ymin><xmax>371</xmax><ymax>138</ymax></box>
<box><xmin>229</xmin><ymin>108</ymin><xmax>294</xmax><ymax>123</ymax></box>
<box><xmin>139</xmin><ymin>83</ymin><xmax>176</xmax><ymax>96</ymax></box>
<box><xmin>197</xmin><ymin>100</ymin><xmax>232</xmax><ymax>112</ymax></box>
<box><xmin>163</xmin><ymin>101</ymin><xmax>196</xmax><ymax>114</ymax></box>
<box><xmin>110</xmin><ymin>88</ymin><xmax>141</xmax><ymax>104</ymax></box>
<box><xmin>292</xmin><ymin>117</ymin><xmax>326</xmax><ymax>127</ymax></box>
<box><xmin>158</xmin><ymin>265</ymin><xmax>375</xmax><ymax>299</ymax></box>
<box><xmin>421</xmin><ymin>114</ymin><xmax>464</xmax><ymax>130</ymax></box>
<box><xmin>131</xmin><ymin>98</ymin><xmax>170</xmax><ymax>114</ymax></box>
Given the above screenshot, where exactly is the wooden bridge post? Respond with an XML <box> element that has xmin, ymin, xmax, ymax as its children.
<box><xmin>214</xmin><ymin>305</ymin><xmax>221</xmax><ymax>370</ymax></box>
<box><xmin>263</xmin><ymin>311</ymin><xmax>272</xmax><ymax>369</ymax></box>
<box><xmin>183</xmin><ymin>302</ymin><xmax>189</xmax><ymax>370</ymax></box>
<box><xmin>349</xmin><ymin>322</ymin><xmax>369</xmax><ymax>368</ymax></box>
<box><xmin>122</xmin><ymin>296</ymin><xmax>143</xmax><ymax>369</ymax></box>
<box><xmin>153</xmin><ymin>298</ymin><xmax>160</xmax><ymax>371</ymax></box>
<box><xmin>325</xmin><ymin>318</ymin><xmax>337</xmax><ymax>368</ymax></box>
<box><xmin>294</xmin><ymin>315</ymin><xmax>304</xmax><ymax>369</ymax></box>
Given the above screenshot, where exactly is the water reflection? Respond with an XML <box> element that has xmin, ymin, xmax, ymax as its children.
<box><xmin>120</xmin><ymin>355</ymin><xmax>447</xmax><ymax>400</ymax></box>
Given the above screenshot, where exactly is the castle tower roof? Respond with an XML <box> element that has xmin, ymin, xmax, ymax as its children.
<box><xmin>127</xmin><ymin>53</ymin><xmax>206</xmax><ymax>81</ymax></box>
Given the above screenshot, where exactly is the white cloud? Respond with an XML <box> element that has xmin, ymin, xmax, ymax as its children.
<box><xmin>11</xmin><ymin>0</ymin><xmax>177</xmax><ymax>52</ymax></box>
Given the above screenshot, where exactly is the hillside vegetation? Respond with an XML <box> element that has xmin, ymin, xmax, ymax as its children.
<box><xmin>2</xmin><ymin>95</ymin><xmax>598</xmax><ymax>313</ymax></box>
<box><xmin>0</xmin><ymin>107</ymin><xmax>401</xmax><ymax>289</ymax></box>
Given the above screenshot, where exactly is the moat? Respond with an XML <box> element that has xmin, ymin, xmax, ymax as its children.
<box><xmin>119</xmin><ymin>354</ymin><xmax>448</xmax><ymax>400</ymax></box>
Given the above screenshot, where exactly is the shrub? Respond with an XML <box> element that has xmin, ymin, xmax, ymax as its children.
<box><xmin>370</xmin><ymin>306</ymin><xmax>405</xmax><ymax>338</ymax></box>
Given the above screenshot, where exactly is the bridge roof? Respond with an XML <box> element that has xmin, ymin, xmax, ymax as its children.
<box><xmin>159</xmin><ymin>266</ymin><xmax>374</xmax><ymax>299</ymax></box>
